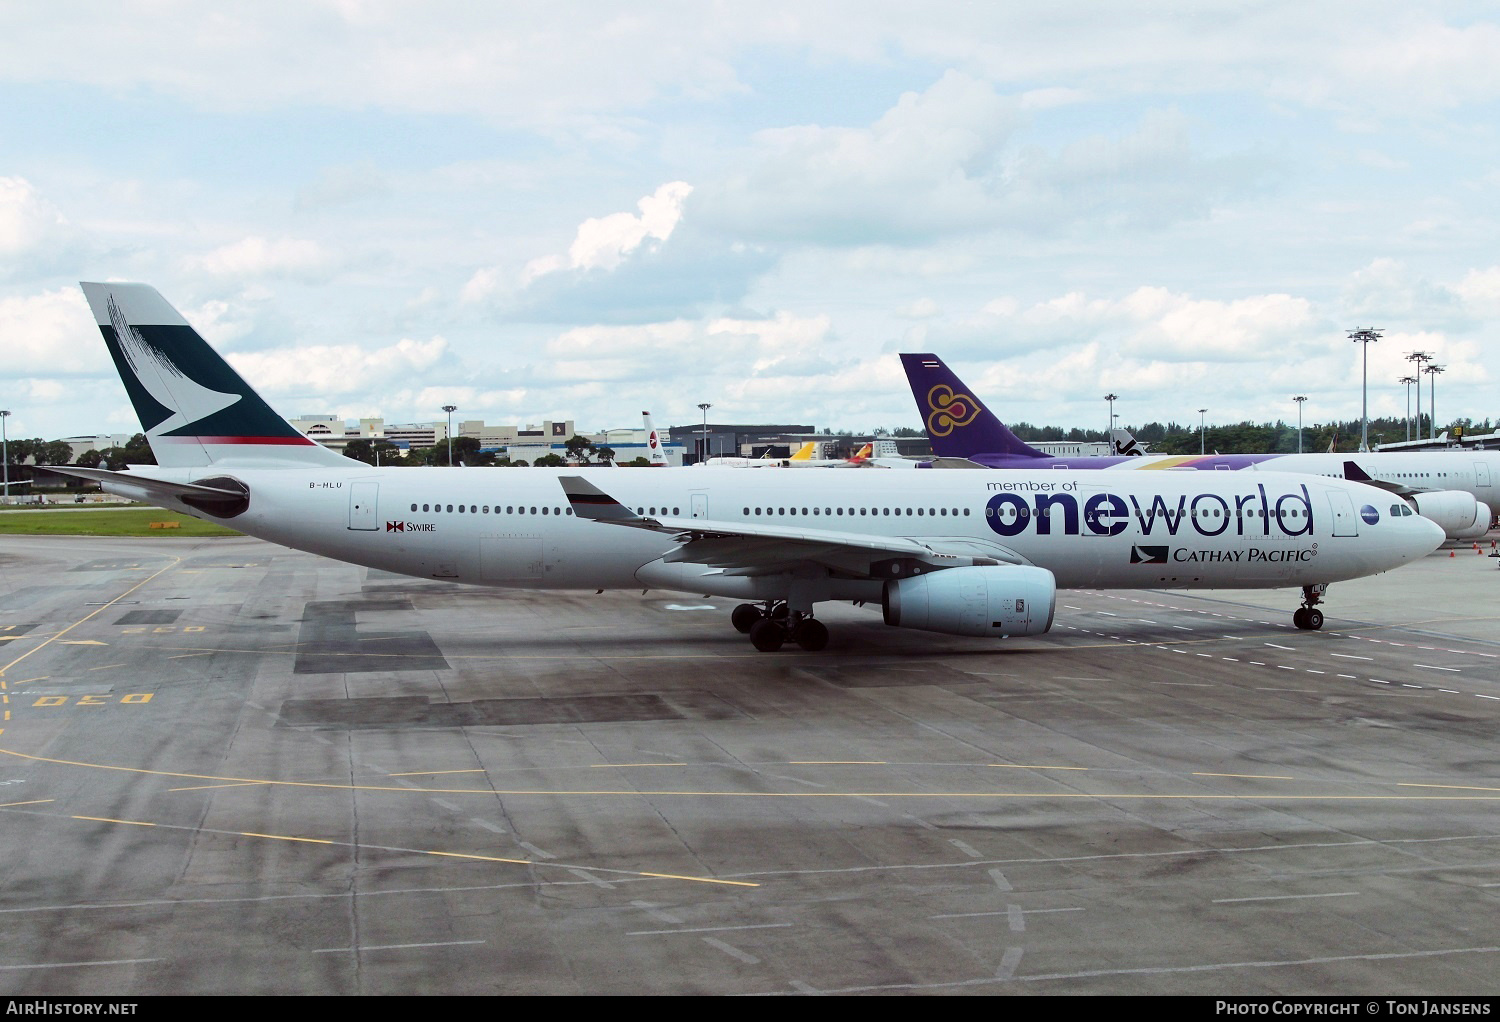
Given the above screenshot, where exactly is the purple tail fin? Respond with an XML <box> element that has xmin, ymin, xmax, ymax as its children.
<box><xmin>899</xmin><ymin>354</ymin><xmax>1052</xmax><ymax>460</ymax></box>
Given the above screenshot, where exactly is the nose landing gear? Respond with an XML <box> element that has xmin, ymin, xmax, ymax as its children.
<box><xmin>1293</xmin><ymin>584</ymin><xmax>1326</xmax><ymax>630</ymax></box>
<box><xmin>733</xmin><ymin>602</ymin><xmax>829</xmax><ymax>651</ymax></box>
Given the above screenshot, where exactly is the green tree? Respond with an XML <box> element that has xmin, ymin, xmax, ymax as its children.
<box><xmin>564</xmin><ymin>434</ymin><xmax>599</xmax><ymax>464</ymax></box>
<box><xmin>533</xmin><ymin>453</ymin><xmax>566</xmax><ymax>467</ymax></box>
<box><xmin>123</xmin><ymin>433</ymin><xmax>156</xmax><ymax>465</ymax></box>
<box><xmin>33</xmin><ymin>440</ymin><xmax>76</xmax><ymax>466</ymax></box>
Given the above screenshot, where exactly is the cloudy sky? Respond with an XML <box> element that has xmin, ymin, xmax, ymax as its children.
<box><xmin>3</xmin><ymin>2</ymin><xmax>1498</xmax><ymax>445</ymax></box>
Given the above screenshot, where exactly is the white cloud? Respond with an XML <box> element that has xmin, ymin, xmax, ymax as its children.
<box><xmin>566</xmin><ymin>181</ymin><xmax>692</xmax><ymax>272</ymax></box>
<box><xmin>0</xmin><ymin>177</ymin><xmax>67</xmax><ymax>257</ymax></box>
<box><xmin>226</xmin><ymin>336</ymin><xmax>450</xmax><ymax>397</ymax></box>
<box><xmin>0</xmin><ymin>287</ymin><xmax>102</xmax><ymax>375</ymax></box>
<box><xmin>701</xmin><ymin>70</ymin><xmax>1018</xmax><ymax>244</ymax></box>
<box><xmin>517</xmin><ymin>181</ymin><xmax>693</xmax><ymax>287</ymax></box>
<box><xmin>194</xmin><ymin>236</ymin><xmax>338</xmax><ymax>280</ymax></box>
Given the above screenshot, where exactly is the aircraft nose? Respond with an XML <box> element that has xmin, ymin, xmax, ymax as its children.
<box><xmin>1406</xmin><ymin>514</ymin><xmax>1446</xmax><ymax>557</ymax></box>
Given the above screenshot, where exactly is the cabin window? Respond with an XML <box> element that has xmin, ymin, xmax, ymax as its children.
<box><xmin>674</xmin><ymin>507</ymin><xmax>680</xmax><ymax>515</ymax></box>
<box><xmin>446</xmin><ymin>504</ymin><xmax>453</xmax><ymax>513</ymax></box>
<box><xmin>458</xmin><ymin>504</ymin><xmax>465</xmax><ymax>513</ymax></box>
<box><xmin>542</xmin><ymin>507</ymin><xmax>549</xmax><ymax>515</ymax></box>
<box><xmin>530</xmin><ymin>507</ymin><xmax>537</xmax><ymax>515</ymax></box>
<box><xmin>410</xmin><ymin>503</ymin><xmax>417</xmax><ymax>512</ymax></box>
<box><xmin>422</xmin><ymin>504</ymin><xmax>429</xmax><ymax>512</ymax></box>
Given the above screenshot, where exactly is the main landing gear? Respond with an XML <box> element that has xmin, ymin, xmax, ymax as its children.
<box><xmin>1293</xmin><ymin>584</ymin><xmax>1326</xmax><ymax>631</ymax></box>
<box><xmin>732</xmin><ymin>602</ymin><xmax>829</xmax><ymax>652</ymax></box>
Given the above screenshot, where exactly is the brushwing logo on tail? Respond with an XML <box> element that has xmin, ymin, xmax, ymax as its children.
<box><xmin>925</xmin><ymin>385</ymin><xmax>983</xmax><ymax>437</ymax></box>
<box><xmin>107</xmin><ymin>295</ymin><xmax>241</xmax><ymax>436</ymax></box>
<box><xmin>1131</xmin><ymin>545</ymin><xmax>1169</xmax><ymax>564</ymax></box>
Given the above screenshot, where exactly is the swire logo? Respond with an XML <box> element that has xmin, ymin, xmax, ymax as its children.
<box><xmin>387</xmin><ymin>521</ymin><xmax>436</xmax><ymax>533</ymax></box>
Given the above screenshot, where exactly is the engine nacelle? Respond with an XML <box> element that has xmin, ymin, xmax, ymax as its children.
<box><xmin>1409</xmin><ymin>490</ymin><xmax>1486</xmax><ymax>539</ymax></box>
<box><xmin>882</xmin><ymin>565</ymin><xmax>1056</xmax><ymax>638</ymax></box>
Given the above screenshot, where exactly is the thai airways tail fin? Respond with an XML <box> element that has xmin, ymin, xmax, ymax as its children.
<box><xmin>79</xmin><ymin>282</ymin><xmax>352</xmax><ymax>469</ymax></box>
<box><xmin>898</xmin><ymin>353</ymin><xmax>1051</xmax><ymax>460</ymax></box>
<box><xmin>641</xmin><ymin>410</ymin><xmax>668</xmax><ymax>466</ymax></box>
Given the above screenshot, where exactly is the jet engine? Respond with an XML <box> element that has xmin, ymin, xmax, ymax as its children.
<box><xmin>882</xmin><ymin>565</ymin><xmax>1056</xmax><ymax>638</ymax></box>
<box><xmin>1409</xmin><ymin>490</ymin><xmax>1486</xmax><ymax>540</ymax></box>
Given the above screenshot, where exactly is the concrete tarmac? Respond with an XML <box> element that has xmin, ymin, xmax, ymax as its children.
<box><xmin>2</xmin><ymin>532</ymin><xmax>1499</xmax><ymax>996</ymax></box>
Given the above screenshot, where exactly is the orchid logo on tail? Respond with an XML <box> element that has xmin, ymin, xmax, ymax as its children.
<box><xmin>925</xmin><ymin>385</ymin><xmax>982</xmax><ymax>437</ymax></box>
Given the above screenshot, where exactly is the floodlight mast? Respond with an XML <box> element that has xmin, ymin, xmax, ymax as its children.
<box><xmin>1406</xmin><ymin>351</ymin><xmax>1431</xmax><ymax>439</ymax></box>
<box><xmin>1398</xmin><ymin>375</ymin><xmax>1417</xmax><ymax>442</ymax></box>
<box><xmin>1347</xmin><ymin>328</ymin><xmax>1381</xmax><ymax>452</ymax></box>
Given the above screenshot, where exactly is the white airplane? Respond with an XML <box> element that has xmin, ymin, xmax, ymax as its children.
<box><xmin>56</xmin><ymin>283</ymin><xmax>1443</xmax><ymax>653</ymax></box>
<box><xmin>705</xmin><ymin>441</ymin><xmax>879</xmax><ymax>469</ymax></box>
<box><xmin>702</xmin><ymin>441</ymin><xmax>815</xmax><ymax>468</ymax></box>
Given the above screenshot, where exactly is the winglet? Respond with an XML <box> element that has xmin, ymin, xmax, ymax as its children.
<box><xmin>1342</xmin><ymin>460</ymin><xmax>1372</xmax><ymax>482</ymax></box>
<box><xmin>560</xmin><ymin>475</ymin><xmax>646</xmax><ymax>523</ymax></box>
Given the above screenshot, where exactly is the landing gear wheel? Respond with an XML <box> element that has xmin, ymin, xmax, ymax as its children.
<box><xmin>749</xmin><ymin>618</ymin><xmax>786</xmax><ymax>652</ymax></box>
<box><xmin>769</xmin><ymin>602</ymin><xmax>790</xmax><ymax>620</ymax></box>
<box><xmin>1296</xmin><ymin>584</ymin><xmax>1327</xmax><ymax>631</ymax></box>
<box><xmin>731</xmin><ymin>604</ymin><xmax>762</xmax><ymax>634</ymax></box>
<box><xmin>792</xmin><ymin>618</ymin><xmax>829</xmax><ymax>651</ymax></box>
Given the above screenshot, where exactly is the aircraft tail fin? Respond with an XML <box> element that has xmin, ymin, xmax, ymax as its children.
<box><xmin>899</xmin><ymin>354</ymin><xmax>1051</xmax><ymax>461</ymax></box>
<box><xmin>1110</xmin><ymin>428</ymin><xmax>1145</xmax><ymax>456</ymax></box>
<box><xmin>642</xmin><ymin>410</ymin><xmax>668</xmax><ymax>466</ymax></box>
<box><xmin>788</xmin><ymin>442</ymin><xmax>817</xmax><ymax>461</ymax></box>
<box><xmin>79</xmin><ymin>282</ymin><xmax>351</xmax><ymax>469</ymax></box>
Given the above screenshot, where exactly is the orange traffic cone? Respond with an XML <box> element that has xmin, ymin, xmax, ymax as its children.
<box><xmin>1450</xmin><ymin>550</ymin><xmax>1455</xmax><ymax>557</ymax></box>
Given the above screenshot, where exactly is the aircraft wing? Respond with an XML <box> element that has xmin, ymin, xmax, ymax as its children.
<box><xmin>44</xmin><ymin>465</ymin><xmax>249</xmax><ymax>515</ymax></box>
<box><xmin>559</xmin><ymin>476</ymin><xmax>1025</xmax><ymax>577</ymax></box>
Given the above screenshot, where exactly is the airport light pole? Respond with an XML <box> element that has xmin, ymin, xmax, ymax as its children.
<box><xmin>1104</xmin><ymin>393</ymin><xmax>1117</xmax><ymax>440</ymax></box>
<box><xmin>1199</xmin><ymin>408</ymin><xmax>1207</xmax><ymax>456</ymax></box>
<box><xmin>1423</xmin><ymin>364</ymin><xmax>1445</xmax><ymax>441</ymax></box>
<box><xmin>1399</xmin><ymin>375</ymin><xmax>1417</xmax><ymax>441</ymax></box>
<box><xmin>1347</xmin><ymin>328</ymin><xmax>1381</xmax><ymax>451</ymax></box>
<box><xmin>1406</xmin><ymin>351</ymin><xmax>1430</xmax><ymax>440</ymax></box>
<box><xmin>1</xmin><ymin>409</ymin><xmax>9</xmax><ymax>502</ymax></box>
<box><xmin>1293</xmin><ymin>395</ymin><xmax>1307</xmax><ymax>453</ymax></box>
<box><xmin>697</xmin><ymin>403</ymin><xmax>712</xmax><ymax>464</ymax></box>
<box><xmin>442</xmin><ymin>404</ymin><xmax>457</xmax><ymax>466</ymax></box>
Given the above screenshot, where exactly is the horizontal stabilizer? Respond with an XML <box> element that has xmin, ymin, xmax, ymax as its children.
<box><xmin>46</xmin><ymin>466</ymin><xmax>250</xmax><ymax>517</ymax></box>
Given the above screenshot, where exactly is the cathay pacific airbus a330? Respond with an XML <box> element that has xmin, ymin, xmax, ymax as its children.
<box><xmin>903</xmin><ymin>353</ymin><xmax>1498</xmax><ymax>541</ymax></box>
<box><xmin>56</xmin><ymin>283</ymin><xmax>1442</xmax><ymax>651</ymax></box>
